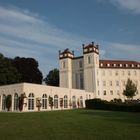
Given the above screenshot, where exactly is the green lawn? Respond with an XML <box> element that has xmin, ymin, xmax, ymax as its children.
<box><xmin>0</xmin><ymin>109</ymin><xmax>140</xmax><ymax>140</ymax></box>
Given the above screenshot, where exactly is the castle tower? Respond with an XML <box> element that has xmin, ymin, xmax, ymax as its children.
<box><xmin>83</xmin><ymin>42</ymin><xmax>99</xmax><ymax>94</ymax></box>
<box><xmin>59</xmin><ymin>48</ymin><xmax>74</xmax><ymax>88</ymax></box>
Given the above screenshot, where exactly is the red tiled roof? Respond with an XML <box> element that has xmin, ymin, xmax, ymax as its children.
<box><xmin>99</xmin><ymin>60</ymin><xmax>140</xmax><ymax>69</ymax></box>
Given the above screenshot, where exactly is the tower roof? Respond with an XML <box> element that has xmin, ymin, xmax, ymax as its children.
<box><xmin>59</xmin><ymin>48</ymin><xmax>74</xmax><ymax>59</ymax></box>
<box><xmin>83</xmin><ymin>42</ymin><xmax>99</xmax><ymax>54</ymax></box>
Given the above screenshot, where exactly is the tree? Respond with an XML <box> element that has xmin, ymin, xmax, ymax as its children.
<box><xmin>13</xmin><ymin>57</ymin><xmax>43</xmax><ymax>84</ymax></box>
<box><xmin>36</xmin><ymin>97</ymin><xmax>42</xmax><ymax>111</ymax></box>
<box><xmin>19</xmin><ymin>93</ymin><xmax>27</xmax><ymax>112</ymax></box>
<box><xmin>0</xmin><ymin>54</ymin><xmax>21</xmax><ymax>85</ymax></box>
<box><xmin>5</xmin><ymin>95</ymin><xmax>12</xmax><ymax>111</ymax></box>
<box><xmin>60</xmin><ymin>98</ymin><xmax>63</xmax><ymax>109</ymax></box>
<box><xmin>44</xmin><ymin>68</ymin><xmax>59</xmax><ymax>86</ymax></box>
<box><xmin>123</xmin><ymin>79</ymin><xmax>138</xmax><ymax>100</ymax></box>
<box><xmin>49</xmin><ymin>96</ymin><xmax>53</xmax><ymax>110</ymax></box>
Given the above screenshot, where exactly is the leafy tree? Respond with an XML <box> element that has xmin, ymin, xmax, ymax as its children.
<box><xmin>36</xmin><ymin>97</ymin><xmax>42</xmax><ymax>111</ymax></box>
<box><xmin>19</xmin><ymin>93</ymin><xmax>27</xmax><ymax>112</ymax></box>
<box><xmin>5</xmin><ymin>95</ymin><xmax>12</xmax><ymax>111</ymax></box>
<box><xmin>60</xmin><ymin>98</ymin><xmax>63</xmax><ymax>109</ymax></box>
<box><xmin>49</xmin><ymin>96</ymin><xmax>53</xmax><ymax>110</ymax></box>
<box><xmin>13</xmin><ymin>57</ymin><xmax>43</xmax><ymax>84</ymax></box>
<box><xmin>123</xmin><ymin>79</ymin><xmax>138</xmax><ymax>100</ymax></box>
<box><xmin>0</xmin><ymin>54</ymin><xmax>21</xmax><ymax>85</ymax></box>
<box><xmin>44</xmin><ymin>68</ymin><xmax>59</xmax><ymax>86</ymax></box>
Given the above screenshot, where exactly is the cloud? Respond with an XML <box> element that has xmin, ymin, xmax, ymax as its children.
<box><xmin>0</xmin><ymin>5</ymin><xmax>139</xmax><ymax>77</ymax></box>
<box><xmin>100</xmin><ymin>41</ymin><xmax>140</xmax><ymax>61</ymax></box>
<box><xmin>0</xmin><ymin>6</ymin><xmax>86</xmax><ymax>76</ymax></box>
<box><xmin>109</xmin><ymin>0</ymin><xmax>140</xmax><ymax>14</ymax></box>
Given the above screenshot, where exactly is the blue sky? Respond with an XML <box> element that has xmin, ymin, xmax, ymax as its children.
<box><xmin>0</xmin><ymin>0</ymin><xmax>140</xmax><ymax>77</ymax></box>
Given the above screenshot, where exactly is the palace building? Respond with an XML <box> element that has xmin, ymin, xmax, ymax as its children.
<box><xmin>59</xmin><ymin>42</ymin><xmax>140</xmax><ymax>101</ymax></box>
<box><xmin>0</xmin><ymin>42</ymin><xmax>140</xmax><ymax>112</ymax></box>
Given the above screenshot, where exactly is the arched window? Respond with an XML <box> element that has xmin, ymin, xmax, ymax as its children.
<box><xmin>42</xmin><ymin>94</ymin><xmax>47</xmax><ymax>109</ymax></box>
<box><xmin>14</xmin><ymin>93</ymin><xmax>19</xmax><ymax>111</ymax></box>
<box><xmin>54</xmin><ymin>95</ymin><xmax>58</xmax><ymax>109</ymax></box>
<box><xmin>2</xmin><ymin>94</ymin><xmax>6</xmax><ymax>111</ymax></box>
<box><xmin>64</xmin><ymin>95</ymin><xmax>68</xmax><ymax>108</ymax></box>
<box><xmin>72</xmin><ymin>96</ymin><xmax>76</xmax><ymax>108</ymax></box>
<box><xmin>80</xmin><ymin>96</ymin><xmax>83</xmax><ymax>108</ymax></box>
<box><xmin>28</xmin><ymin>93</ymin><xmax>34</xmax><ymax>110</ymax></box>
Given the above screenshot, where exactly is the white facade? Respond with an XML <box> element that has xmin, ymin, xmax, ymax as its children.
<box><xmin>59</xmin><ymin>42</ymin><xmax>140</xmax><ymax>101</ymax></box>
<box><xmin>0</xmin><ymin>42</ymin><xmax>140</xmax><ymax>112</ymax></box>
<box><xmin>0</xmin><ymin>83</ymin><xmax>93</xmax><ymax>112</ymax></box>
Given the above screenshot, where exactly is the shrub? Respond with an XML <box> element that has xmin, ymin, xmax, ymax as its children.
<box><xmin>5</xmin><ymin>95</ymin><xmax>12</xmax><ymax>111</ymax></box>
<box><xmin>85</xmin><ymin>98</ymin><xmax>140</xmax><ymax>112</ymax></box>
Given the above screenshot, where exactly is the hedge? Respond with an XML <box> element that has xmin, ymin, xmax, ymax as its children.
<box><xmin>85</xmin><ymin>99</ymin><xmax>140</xmax><ymax>112</ymax></box>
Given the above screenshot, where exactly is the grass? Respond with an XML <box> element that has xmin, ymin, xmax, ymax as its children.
<box><xmin>0</xmin><ymin>109</ymin><xmax>140</xmax><ymax>140</ymax></box>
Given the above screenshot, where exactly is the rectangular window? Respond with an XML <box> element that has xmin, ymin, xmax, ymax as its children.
<box><xmin>97</xmin><ymin>80</ymin><xmax>99</xmax><ymax>86</ymax></box>
<box><xmin>102</xmin><ymin>70</ymin><xmax>105</xmax><ymax>76</ymax></box>
<box><xmin>103</xmin><ymin>90</ymin><xmax>106</xmax><ymax>95</ymax></box>
<box><xmin>109</xmin><ymin>70</ymin><xmax>112</xmax><ymax>76</ymax></box>
<box><xmin>134</xmin><ymin>71</ymin><xmax>137</xmax><ymax>76</ymax></box>
<box><xmin>62</xmin><ymin>61</ymin><xmax>65</xmax><ymax>68</ymax></box>
<box><xmin>103</xmin><ymin>81</ymin><xmax>106</xmax><ymax>86</ymax></box>
<box><xmin>117</xmin><ymin>90</ymin><xmax>120</xmax><ymax>95</ymax></box>
<box><xmin>115</xmin><ymin>71</ymin><xmax>118</xmax><ymax>76</ymax></box>
<box><xmin>110</xmin><ymin>81</ymin><xmax>113</xmax><ymax>86</ymax></box>
<box><xmin>98</xmin><ymin>90</ymin><xmax>100</xmax><ymax>95</ymax></box>
<box><xmin>79</xmin><ymin>61</ymin><xmax>82</xmax><ymax>68</ymax></box>
<box><xmin>110</xmin><ymin>90</ymin><xmax>113</xmax><ymax>95</ymax></box>
<box><xmin>87</xmin><ymin>56</ymin><xmax>91</xmax><ymax>64</ymax></box>
<box><xmin>80</xmin><ymin>73</ymin><xmax>84</xmax><ymax>89</ymax></box>
<box><xmin>116</xmin><ymin>81</ymin><xmax>119</xmax><ymax>86</ymax></box>
<box><xmin>75</xmin><ymin>73</ymin><xmax>78</xmax><ymax>89</ymax></box>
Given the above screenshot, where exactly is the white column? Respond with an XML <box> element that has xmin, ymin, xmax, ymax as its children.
<box><xmin>11</xmin><ymin>94</ymin><xmax>14</xmax><ymax>111</ymax></box>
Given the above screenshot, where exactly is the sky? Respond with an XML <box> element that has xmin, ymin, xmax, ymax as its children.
<box><xmin>0</xmin><ymin>0</ymin><xmax>140</xmax><ymax>77</ymax></box>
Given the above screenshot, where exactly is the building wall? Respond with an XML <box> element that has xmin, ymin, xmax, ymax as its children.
<box><xmin>98</xmin><ymin>68</ymin><xmax>140</xmax><ymax>101</ymax></box>
<box><xmin>0</xmin><ymin>83</ymin><xmax>93</xmax><ymax>112</ymax></box>
<box><xmin>59</xmin><ymin>44</ymin><xmax>140</xmax><ymax>101</ymax></box>
<box><xmin>72</xmin><ymin>58</ymin><xmax>84</xmax><ymax>89</ymax></box>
